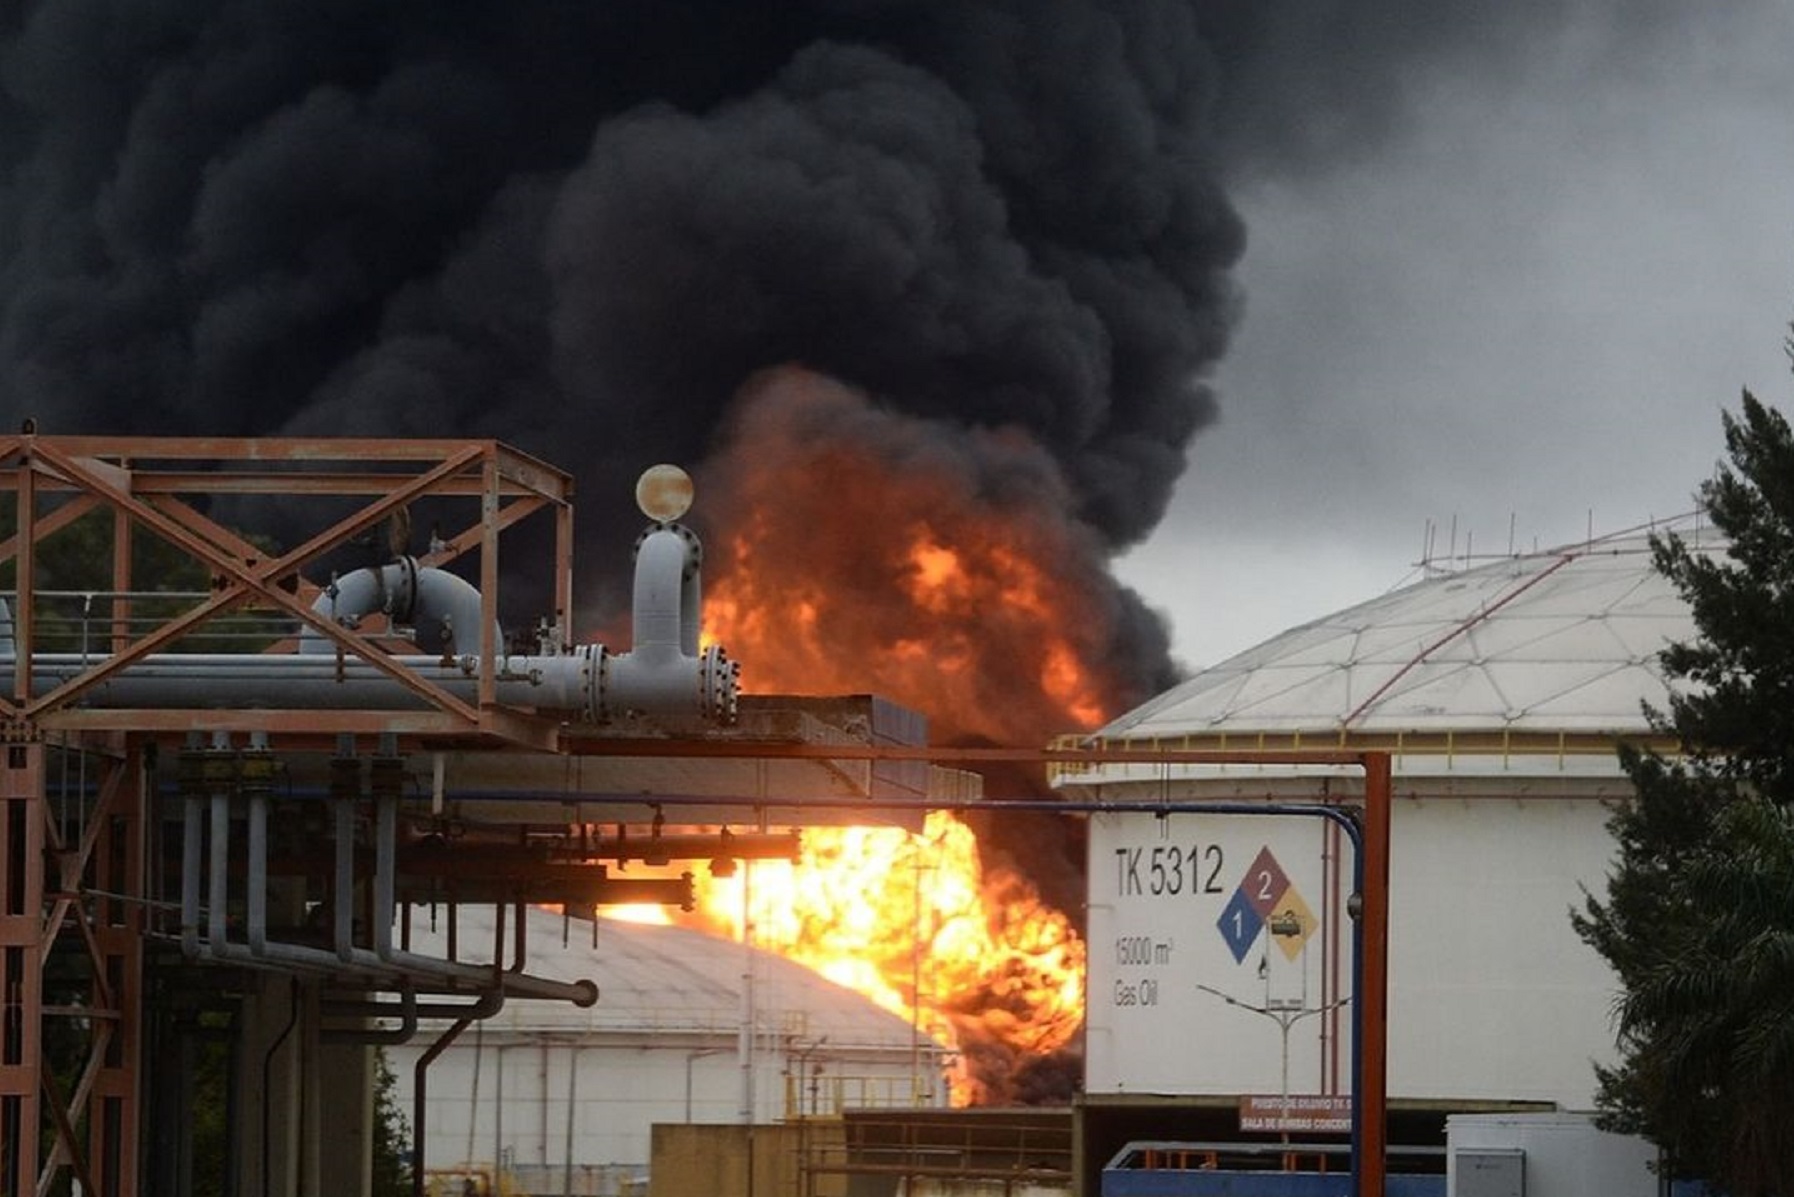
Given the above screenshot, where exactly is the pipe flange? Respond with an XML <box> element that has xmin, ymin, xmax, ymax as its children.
<box><xmin>390</xmin><ymin>555</ymin><xmax>420</xmax><ymax>624</ymax></box>
<box><xmin>586</xmin><ymin>644</ymin><xmax>612</xmax><ymax>724</ymax></box>
<box><xmin>700</xmin><ymin>643</ymin><xmax>739</xmax><ymax>725</ymax></box>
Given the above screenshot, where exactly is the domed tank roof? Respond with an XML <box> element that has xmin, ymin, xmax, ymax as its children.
<box><xmin>1105</xmin><ymin>517</ymin><xmax>1720</xmax><ymax>747</ymax></box>
<box><xmin>404</xmin><ymin>905</ymin><xmax>929</xmax><ymax>1048</ymax></box>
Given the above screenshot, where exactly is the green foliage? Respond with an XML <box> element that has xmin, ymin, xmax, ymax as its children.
<box><xmin>0</xmin><ymin>497</ymin><xmax>284</xmax><ymax>651</ymax></box>
<box><xmin>1653</xmin><ymin>394</ymin><xmax>1794</xmax><ymax>795</ymax></box>
<box><xmin>371</xmin><ymin>1048</ymin><xmax>415</xmax><ymax>1197</ymax></box>
<box><xmin>189</xmin><ymin>1022</ymin><xmax>234</xmax><ymax>1197</ymax></box>
<box><xmin>1574</xmin><ymin>390</ymin><xmax>1794</xmax><ymax>1195</ymax></box>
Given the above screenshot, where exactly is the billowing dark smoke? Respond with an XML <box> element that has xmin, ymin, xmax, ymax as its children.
<box><xmin>0</xmin><ymin>0</ymin><xmax>1246</xmax><ymax>665</ymax></box>
<box><xmin>2</xmin><ymin>0</ymin><xmax>1652</xmax><ymax>1107</ymax></box>
<box><xmin>0</xmin><ymin>0</ymin><xmax>1629</xmax><ymax>671</ymax></box>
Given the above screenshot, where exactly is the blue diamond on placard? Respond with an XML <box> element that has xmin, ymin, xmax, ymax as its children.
<box><xmin>1217</xmin><ymin>886</ymin><xmax>1264</xmax><ymax>963</ymax></box>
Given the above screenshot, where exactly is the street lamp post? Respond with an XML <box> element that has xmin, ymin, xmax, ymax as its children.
<box><xmin>1197</xmin><ymin>912</ymin><xmax>1348</xmax><ymax>1146</ymax></box>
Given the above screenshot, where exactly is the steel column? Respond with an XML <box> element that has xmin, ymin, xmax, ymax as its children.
<box><xmin>24</xmin><ymin>739</ymin><xmax>145</xmax><ymax>1197</ymax></box>
<box><xmin>89</xmin><ymin>747</ymin><xmax>145</xmax><ymax>1197</ymax></box>
<box><xmin>1359</xmin><ymin>750</ymin><xmax>1392</xmax><ymax>1197</ymax></box>
<box><xmin>0</xmin><ymin>743</ymin><xmax>44</xmax><ymax>1197</ymax></box>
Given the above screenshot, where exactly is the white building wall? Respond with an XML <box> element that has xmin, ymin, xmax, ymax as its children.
<box><xmin>1390</xmin><ymin>795</ymin><xmax>1619</xmax><ymax>1105</ymax></box>
<box><xmin>392</xmin><ymin>1028</ymin><xmax>945</xmax><ymax>1178</ymax></box>
<box><xmin>1087</xmin><ymin>809</ymin><xmax>1343</xmax><ymax>1097</ymax></box>
<box><xmin>381</xmin><ymin>906</ymin><xmax>950</xmax><ymax>1186</ymax></box>
<box><xmin>393</xmin><ymin>1036</ymin><xmax>753</xmax><ymax>1174</ymax></box>
<box><xmin>1086</xmin><ymin>787</ymin><xmax>1623</xmax><ymax>1108</ymax></box>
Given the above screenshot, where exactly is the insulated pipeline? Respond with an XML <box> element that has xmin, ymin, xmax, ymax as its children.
<box><xmin>3</xmin><ymin>511</ymin><xmax>738</xmax><ymax>724</ymax></box>
<box><xmin>0</xmin><ymin>644</ymin><xmax>736</xmax><ymax>724</ymax></box>
<box><xmin>300</xmin><ymin>560</ymin><xmax>497</xmax><ymax>658</ymax></box>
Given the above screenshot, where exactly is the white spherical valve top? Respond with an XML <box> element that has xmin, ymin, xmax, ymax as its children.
<box><xmin>635</xmin><ymin>464</ymin><xmax>694</xmax><ymax>522</ymax></box>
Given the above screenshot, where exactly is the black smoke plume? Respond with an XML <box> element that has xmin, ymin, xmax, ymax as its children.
<box><xmin>0</xmin><ymin>0</ymin><xmax>1640</xmax><ymax>667</ymax></box>
<box><xmin>2</xmin><ymin>0</ymin><xmax>1669</xmax><ymax>1107</ymax></box>
<box><xmin>0</xmin><ymin>0</ymin><xmax>1245</xmax><ymax>666</ymax></box>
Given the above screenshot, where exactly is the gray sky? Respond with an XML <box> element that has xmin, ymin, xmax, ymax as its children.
<box><xmin>1121</xmin><ymin>1</ymin><xmax>1794</xmax><ymax>667</ymax></box>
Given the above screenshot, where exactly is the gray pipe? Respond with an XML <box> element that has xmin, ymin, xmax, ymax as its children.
<box><xmin>633</xmin><ymin>526</ymin><xmax>700</xmax><ymax>655</ymax></box>
<box><xmin>4</xmin><ymin>516</ymin><xmax>739</xmax><ymax>723</ymax></box>
<box><xmin>247</xmin><ymin>787</ymin><xmax>268</xmax><ymax>955</ymax></box>
<box><xmin>180</xmin><ymin>772</ymin><xmax>598</xmax><ymax>1005</ymax></box>
<box><xmin>2</xmin><ymin>644</ymin><xmax>734</xmax><ymax>724</ymax></box>
<box><xmin>322</xmin><ymin>990</ymin><xmax>507</xmax><ymax>1023</ymax></box>
<box><xmin>208</xmin><ymin>792</ymin><xmax>231</xmax><ymax>960</ymax></box>
<box><xmin>593</xmin><ymin>522</ymin><xmax>736</xmax><ymax>721</ymax></box>
<box><xmin>181</xmin><ymin>790</ymin><xmax>203</xmax><ymax>959</ymax></box>
<box><xmin>301</xmin><ymin>559</ymin><xmax>496</xmax><ymax>657</ymax></box>
<box><xmin>374</xmin><ymin>790</ymin><xmax>397</xmax><ymax>960</ymax></box>
<box><xmin>353</xmin><ymin>793</ymin><xmax>598</xmax><ymax>1001</ymax></box>
<box><xmin>319</xmin><ymin>987</ymin><xmax>418</xmax><ymax>1047</ymax></box>
<box><xmin>334</xmin><ymin>796</ymin><xmax>356</xmax><ymax>964</ymax></box>
<box><xmin>245</xmin><ymin>731</ymin><xmax>272</xmax><ymax>956</ymax></box>
<box><xmin>412</xmin><ymin>1000</ymin><xmax>504</xmax><ymax>1197</ymax></box>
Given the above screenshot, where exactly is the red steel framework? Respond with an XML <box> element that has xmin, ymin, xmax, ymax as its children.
<box><xmin>0</xmin><ymin>434</ymin><xmax>1393</xmax><ymax>1197</ymax></box>
<box><xmin>0</xmin><ymin>433</ymin><xmax>579</xmax><ymax>1197</ymax></box>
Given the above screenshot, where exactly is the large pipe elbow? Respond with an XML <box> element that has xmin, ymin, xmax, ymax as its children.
<box><xmin>633</xmin><ymin>526</ymin><xmax>701</xmax><ymax>655</ymax></box>
<box><xmin>302</xmin><ymin>559</ymin><xmax>497</xmax><ymax>656</ymax></box>
<box><xmin>595</xmin><ymin>522</ymin><xmax>734</xmax><ymax>722</ymax></box>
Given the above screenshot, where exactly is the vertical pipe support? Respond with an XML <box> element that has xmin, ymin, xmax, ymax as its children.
<box><xmin>178</xmin><ymin>738</ymin><xmax>205</xmax><ymax>958</ymax></box>
<box><xmin>243</xmin><ymin>732</ymin><xmax>273</xmax><ymax>955</ymax></box>
<box><xmin>479</xmin><ymin>450</ymin><xmax>500</xmax><ymax>709</ymax></box>
<box><xmin>1358</xmin><ymin>751</ymin><xmax>1392</xmax><ymax>1197</ymax></box>
<box><xmin>554</xmin><ymin>484</ymin><xmax>575</xmax><ymax>655</ymax></box>
<box><xmin>204</xmin><ymin>734</ymin><xmax>235</xmax><ymax>959</ymax></box>
<box><xmin>14</xmin><ymin>453</ymin><xmax>34</xmax><ymax>702</ymax></box>
<box><xmin>333</xmin><ymin>798</ymin><xmax>357</xmax><ymax>963</ymax></box>
<box><xmin>110</xmin><ymin>499</ymin><xmax>134</xmax><ymax>655</ymax></box>
<box><xmin>330</xmin><ymin>740</ymin><xmax>360</xmax><ymax>964</ymax></box>
<box><xmin>370</xmin><ymin>737</ymin><xmax>402</xmax><ymax>962</ymax></box>
<box><xmin>0</xmin><ymin>742</ymin><xmax>47</xmax><ymax>1196</ymax></box>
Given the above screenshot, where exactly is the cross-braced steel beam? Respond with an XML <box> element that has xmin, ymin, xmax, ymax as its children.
<box><xmin>0</xmin><ymin>434</ymin><xmax>576</xmax><ymax>1197</ymax></box>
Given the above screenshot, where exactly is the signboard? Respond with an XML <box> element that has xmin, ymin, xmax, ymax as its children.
<box><xmin>1238</xmin><ymin>1094</ymin><xmax>1352</xmax><ymax>1134</ymax></box>
<box><xmin>1086</xmin><ymin>811</ymin><xmax>1345</xmax><ymax>1095</ymax></box>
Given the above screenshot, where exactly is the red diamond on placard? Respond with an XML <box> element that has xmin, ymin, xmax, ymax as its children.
<box><xmin>1240</xmin><ymin>845</ymin><xmax>1290</xmax><ymax>917</ymax></box>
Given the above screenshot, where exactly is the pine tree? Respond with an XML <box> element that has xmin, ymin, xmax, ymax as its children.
<box><xmin>371</xmin><ymin>1048</ymin><xmax>415</xmax><ymax>1197</ymax></box>
<box><xmin>1575</xmin><ymin>390</ymin><xmax>1794</xmax><ymax>1195</ymax></box>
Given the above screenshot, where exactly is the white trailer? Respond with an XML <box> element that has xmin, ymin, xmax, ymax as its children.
<box><xmin>1446</xmin><ymin>1112</ymin><xmax>1661</xmax><ymax>1197</ymax></box>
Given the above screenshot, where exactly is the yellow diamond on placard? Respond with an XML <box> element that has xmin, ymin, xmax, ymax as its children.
<box><xmin>1268</xmin><ymin>886</ymin><xmax>1317</xmax><ymax>961</ymax></box>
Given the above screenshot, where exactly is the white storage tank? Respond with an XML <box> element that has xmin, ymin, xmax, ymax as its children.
<box><xmin>386</xmin><ymin>905</ymin><xmax>949</xmax><ymax>1195</ymax></box>
<box><xmin>1062</xmin><ymin>519</ymin><xmax>1717</xmax><ymax>1114</ymax></box>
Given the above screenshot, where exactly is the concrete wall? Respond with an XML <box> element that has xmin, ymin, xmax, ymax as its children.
<box><xmin>648</xmin><ymin>1123</ymin><xmax>812</xmax><ymax>1197</ymax></box>
<box><xmin>232</xmin><ymin>977</ymin><xmax>374</xmax><ymax>1197</ymax></box>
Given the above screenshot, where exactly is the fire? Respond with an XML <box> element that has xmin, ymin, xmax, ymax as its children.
<box><xmin>656</xmin><ymin>367</ymin><xmax>1133</xmax><ymax>1104</ymax></box>
<box><xmin>665</xmin><ymin>811</ymin><xmax>1087</xmax><ymax>1105</ymax></box>
<box><xmin>697</xmin><ymin>367</ymin><xmax>1125</xmax><ymax>748</ymax></box>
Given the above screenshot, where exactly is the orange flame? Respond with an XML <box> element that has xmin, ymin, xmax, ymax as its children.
<box><xmin>655</xmin><ymin>811</ymin><xmax>1087</xmax><ymax>1105</ymax></box>
<box><xmin>669</xmin><ymin>368</ymin><xmax>1129</xmax><ymax>1103</ymax></box>
<box><xmin>698</xmin><ymin>369</ymin><xmax>1124</xmax><ymax>748</ymax></box>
